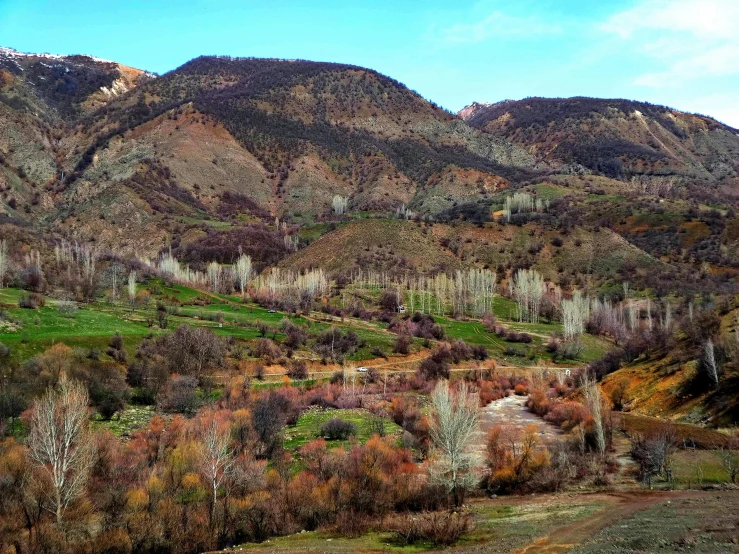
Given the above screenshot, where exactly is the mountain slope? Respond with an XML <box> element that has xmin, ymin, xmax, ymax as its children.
<box><xmin>460</xmin><ymin>97</ymin><xmax>739</xmax><ymax>190</ymax></box>
<box><xmin>0</xmin><ymin>47</ymin><xmax>153</xmax><ymax>120</ymax></box>
<box><xmin>43</xmin><ymin>55</ymin><xmax>541</xmax><ymax>254</ymax></box>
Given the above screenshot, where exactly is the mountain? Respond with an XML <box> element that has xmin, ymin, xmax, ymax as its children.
<box><xmin>460</xmin><ymin>97</ymin><xmax>739</xmax><ymax>198</ymax></box>
<box><xmin>0</xmin><ymin>48</ymin><xmax>738</xmax><ymax>290</ymax></box>
<box><xmin>0</xmin><ymin>47</ymin><xmax>153</xmax><ymax>120</ymax></box>
<box><xmin>30</xmin><ymin>54</ymin><xmax>544</xmax><ymax>255</ymax></box>
<box><xmin>0</xmin><ymin>47</ymin><xmax>153</xmax><ymax>237</ymax></box>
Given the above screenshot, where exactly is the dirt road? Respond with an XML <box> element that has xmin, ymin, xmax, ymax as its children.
<box><xmin>513</xmin><ymin>491</ymin><xmax>706</xmax><ymax>554</ymax></box>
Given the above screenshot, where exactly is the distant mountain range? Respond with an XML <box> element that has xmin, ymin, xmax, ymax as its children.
<box><xmin>1</xmin><ymin>47</ymin><xmax>737</xmax><ymax>285</ymax></box>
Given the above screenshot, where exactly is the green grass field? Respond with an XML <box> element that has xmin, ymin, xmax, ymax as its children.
<box><xmin>284</xmin><ymin>408</ymin><xmax>402</xmax><ymax>450</ymax></box>
<box><xmin>0</xmin><ymin>280</ymin><xmax>611</xmax><ymax>370</ymax></box>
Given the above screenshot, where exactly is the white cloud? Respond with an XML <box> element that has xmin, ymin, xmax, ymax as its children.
<box><xmin>602</xmin><ymin>0</ymin><xmax>739</xmax><ymax>85</ymax></box>
<box><xmin>439</xmin><ymin>11</ymin><xmax>561</xmax><ymax>44</ymax></box>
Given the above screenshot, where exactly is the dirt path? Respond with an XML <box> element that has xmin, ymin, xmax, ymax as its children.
<box><xmin>514</xmin><ymin>491</ymin><xmax>703</xmax><ymax>554</ymax></box>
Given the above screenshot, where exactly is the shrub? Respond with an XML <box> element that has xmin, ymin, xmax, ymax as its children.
<box><xmin>57</xmin><ymin>299</ymin><xmax>78</xmax><ymax>317</ymax></box>
<box><xmin>286</xmin><ymin>359</ymin><xmax>308</xmax><ymax>380</ymax></box>
<box><xmin>506</xmin><ymin>331</ymin><xmax>532</xmax><ymax>344</ymax></box>
<box><xmin>543</xmin><ymin>402</ymin><xmax>590</xmax><ymax>431</ymax></box>
<box><xmin>313</xmin><ymin>328</ymin><xmax>359</xmax><ymax>362</ymax></box>
<box><xmin>378</xmin><ymin>289</ymin><xmax>400</xmax><ymax>312</ymax></box>
<box><xmin>386</xmin><ymin>511</ymin><xmax>471</xmax><ymax>546</ymax></box>
<box><xmin>158</xmin><ymin>375</ymin><xmax>199</xmax><ymax>414</ymax></box>
<box><xmin>253</xmin><ymin>338</ymin><xmax>282</xmax><ymax>364</ymax></box>
<box><xmin>589</xmin><ymin>349</ymin><xmax>624</xmax><ymax>379</ymax></box>
<box><xmin>319</xmin><ymin>418</ymin><xmax>357</xmax><ymax>440</ymax></box>
<box><xmin>18</xmin><ymin>293</ymin><xmax>45</xmax><ymax>309</ymax></box>
<box><xmin>254</xmin><ymin>364</ymin><xmax>265</xmax><ymax>380</ymax></box>
<box><xmin>394</xmin><ymin>333</ymin><xmax>412</xmax><ymax>355</ymax></box>
<box><xmin>282</xmin><ymin>319</ymin><xmax>308</xmax><ymax>349</ymax></box>
<box><xmin>418</xmin><ymin>345</ymin><xmax>452</xmax><ymax>381</ymax></box>
<box><xmin>470</xmin><ymin>344</ymin><xmax>488</xmax><ymax>360</ymax></box>
<box><xmin>450</xmin><ymin>340</ymin><xmax>473</xmax><ymax>363</ymax></box>
<box><xmin>482</xmin><ymin>312</ymin><xmax>496</xmax><ymax>332</ymax></box>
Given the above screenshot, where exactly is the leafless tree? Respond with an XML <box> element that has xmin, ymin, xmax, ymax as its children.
<box><xmin>511</xmin><ymin>268</ymin><xmax>545</xmax><ymax>323</ymax></box>
<box><xmin>719</xmin><ymin>434</ymin><xmax>739</xmax><ymax>484</ymax></box>
<box><xmin>561</xmin><ymin>290</ymin><xmax>588</xmax><ymax>339</ymax></box>
<box><xmin>703</xmin><ymin>339</ymin><xmax>719</xmax><ymax>388</ymax></box>
<box><xmin>235</xmin><ymin>253</ymin><xmax>253</xmax><ymax>297</ymax></box>
<box><xmin>207</xmin><ymin>261</ymin><xmax>223</xmax><ymax>292</ymax></box>
<box><xmin>127</xmin><ymin>270</ymin><xmax>137</xmax><ymax>311</ymax></box>
<box><xmin>332</xmin><ymin>195</ymin><xmax>348</xmax><ymax>216</ymax></box>
<box><xmin>630</xmin><ymin>428</ymin><xmax>677</xmax><ymax>487</ymax></box>
<box><xmin>581</xmin><ymin>372</ymin><xmax>606</xmax><ymax>455</ymax></box>
<box><xmin>0</xmin><ymin>239</ymin><xmax>7</xmax><ymax>288</ymax></box>
<box><xmin>199</xmin><ymin>417</ymin><xmax>236</xmax><ymax>523</ymax></box>
<box><xmin>27</xmin><ymin>376</ymin><xmax>95</xmax><ymax>524</ymax></box>
<box><xmin>429</xmin><ymin>380</ymin><xmax>480</xmax><ymax>506</ymax></box>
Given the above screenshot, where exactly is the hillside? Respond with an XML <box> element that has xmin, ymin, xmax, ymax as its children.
<box><xmin>460</xmin><ymin>97</ymin><xmax>739</xmax><ymax>202</ymax></box>
<box><xmin>0</xmin><ymin>48</ymin><xmax>737</xmax><ymax>282</ymax></box>
<box><xmin>0</xmin><ymin>53</ymin><xmax>549</xmax><ymax>256</ymax></box>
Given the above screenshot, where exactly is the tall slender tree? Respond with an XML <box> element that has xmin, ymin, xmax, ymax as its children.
<box><xmin>27</xmin><ymin>376</ymin><xmax>95</xmax><ymax>525</ymax></box>
<box><xmin>429</xmin><ymin>380</ymin><xmax>480</xmax><ymax>506</ymax></box>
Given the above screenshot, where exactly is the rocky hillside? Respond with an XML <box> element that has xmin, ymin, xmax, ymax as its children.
<box><xmin>0</xmin><ymin>49</ymin><xmax>737</xmax><ymax>287</ymax></box>
<box><xmin>460</xmin><ymin>97</ymin><xmax>739</xmax><ymax>199</ymax></box>
<box><xmin>0</xmin><ymin>47</ymin><xmax>153</xmax><ymax>120</ymax></box>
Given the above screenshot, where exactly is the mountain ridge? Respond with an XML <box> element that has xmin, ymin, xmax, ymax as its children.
<box><xmin>0</xmin><ymin>47</ymin><xmax>737</xmax><ymax>287</ymax></box>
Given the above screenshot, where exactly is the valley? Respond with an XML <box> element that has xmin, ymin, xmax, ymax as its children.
<box><xmin>0</xmin><ymin>43</ymin><xmax>738</xmax><ymax>554</ymax></box>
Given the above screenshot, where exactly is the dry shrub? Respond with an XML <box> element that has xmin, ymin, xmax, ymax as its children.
<box><xmin>385</xmin><ymin>510</ymin><xmax>471</xmax><ymax>546</ymax></box>
<box><xmin>526</xmin><ymin>390</ymin><xmax>549</xmax><ymax>416</ymax></box>
<box><xmin>543</xmin><ymin>401</ymin><xmax>590</xmax><ymax>431</ymax></box>
<box><xmin>333</xmin><ymin>510</ymin><xmax>371</xmax><ymax>537</ymax></box>
<box><xmin>93</xmin><ymin>528</ymin><xmax>133</xmax><ymax>554</ymax></box>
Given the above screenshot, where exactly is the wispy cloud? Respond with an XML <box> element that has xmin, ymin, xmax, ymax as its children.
<box><xmin>439</xmin><ymin>11</ymin><xmax>562</xmax><ymax>44</ymax></box>
<box><xmin>601</xmin><ymin>0</ymin><xmax>739</xmax><ymax>86</ymax></box>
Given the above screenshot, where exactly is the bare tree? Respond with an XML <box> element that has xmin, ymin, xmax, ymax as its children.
<box><xmin>720</xmin><ymin>444</ymin><xmax>739</xmax><ymax>484</ymax></box>
<box><xmin>235</xmin><ymin>253</ymin><xmax>253</xmax><ymax>297</ymax></box>
<box><xmin>127</xmin><ymin>270</ymin><xmax>137</xmax><ymax>311</ymax></box>
<box><xmin>561</xmin><ymin>290</ymin><xmax>589</xmax><ymax>340</ymax></box>
<box><xmin>0</xmin><ymin>239</ymin><xmax>7</xmax><ymax>288</ymax></box>
<box><xmin>630</xmin><ymin>428</ymin><xmax>677</xmax><ymax>487</ymax></box>
<box><xmin>332</xmin><ymin>195</ymin><xmax>348</xmax><ymax>216</ymax></box>
<box><xmin>27</xmin><ymin>376</ymin><xmax>95</xmax><ymax>524</ymax></box>
<box><xmin>207</xmin><ymin>261</ymin><xmax>223</xmax><ymax>292</ymax></box>
<box><xmin>200</xmin><ymin>416</ymin><xmax>236</xmax><ymax>523</ymax></box>
<box><xmin>581</xmin><ymin>372</ymin><xmax>606</xmax><ymax>455</ymax></box>
<box><xmin>703</xmin><ymin>339</ymin><xmax>719</xmax><ymax>389</ymax></box>
<box><xmin>511</xmin><ymin>269</ymin><xmax>545</xmax><ymax>323</ymax></box>
<box><xmin>429</xmin><ymin>380</ymin><xmax>480</xmax><ymax>506</ymax></box>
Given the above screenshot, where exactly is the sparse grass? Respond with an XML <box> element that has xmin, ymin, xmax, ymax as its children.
<box><xmin>671</xmin><ymin>449</ymin><xmax>733</xmax><ymax>486</ymax></box>
<box><xmin>618</xmin><ymin>413</ymin><xmax>731</xmax><ymax>449</ymax></box>
<box><xmin>231</xmin><ymin>498</ymin><xmax>605</xmax><ymax>553</ymax></box>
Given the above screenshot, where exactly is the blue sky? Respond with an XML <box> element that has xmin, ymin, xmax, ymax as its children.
<box><xmin>2</xmin><ymin>0</ymin><xmax>738</xmax><ymax>126</ymax></box>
